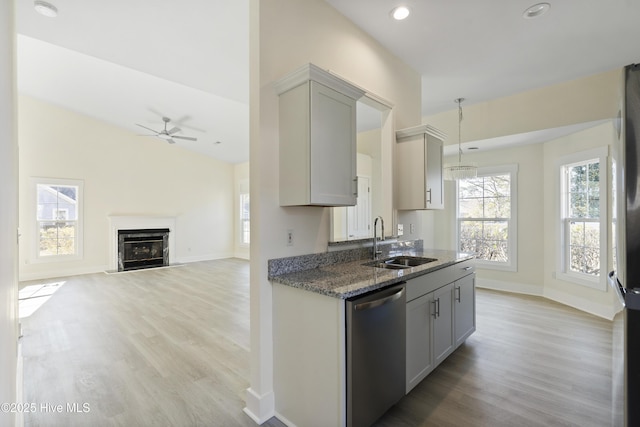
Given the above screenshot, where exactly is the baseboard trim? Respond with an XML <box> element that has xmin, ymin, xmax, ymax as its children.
<box><xmin>243</xmin><ymin>387</ymin><xmax>275</xmax><ymax>425</ymax></box>
<box><xmin>273</xmin><ymin>411</ymin><xmax>297</xmax><ymax>427</ymax></box>
<box><xmin>477</xmin><ymin>278</ymin><xmax>616</xmax><ymax>320</ymax></box>
<box><xmin>544</xmin><ymin>287</ymin><xmax>617</xmax><ymax>320</ymax></box>
<box><xmin>476</xmin><ymin>278</ymin><xmax>544</xmax><ymax>296</ymax></box>
<box><xmin>19</xmin><ymin>265</ymin><xmax>107</xmax><ymax>282</ymax></box>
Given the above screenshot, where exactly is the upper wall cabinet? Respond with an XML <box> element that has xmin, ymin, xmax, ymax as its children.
<box><xmin>396</xmin><ymin>125</ymin><xmax>446</xmax><ymax>210</ymax></box>
<box><xmin>275</xmin><ymin>64</ymin><xmax>365</xmax><ymax>207</ymax></box>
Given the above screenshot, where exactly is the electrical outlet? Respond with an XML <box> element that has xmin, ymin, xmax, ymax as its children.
<box><xmin>287</xmin><ymin>229</ymin><xmax>294</xmax><ymax>246</ymax></box>
<box><xmin>397</xmin><ymin>224</ymin><xmax>404</xmax><ymax>236</ymax></box>
<box><xmin>410</xmin><ymin>223</ymin><xmax>415</xmax><ymax>234</ymax></box>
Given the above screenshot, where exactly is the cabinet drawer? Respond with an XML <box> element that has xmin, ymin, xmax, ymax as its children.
<box><xmin>406</xmin><ymin>259</ymin><xmax>475</xmax><ymax>302</ymax></box>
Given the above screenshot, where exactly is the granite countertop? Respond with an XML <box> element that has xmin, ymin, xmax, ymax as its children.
<box><xmin>269</xmin><ymin>247</ymin><xmax>474</xmax><ymax>299</ymax></box>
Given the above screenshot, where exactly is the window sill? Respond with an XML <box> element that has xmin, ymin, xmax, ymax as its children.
<box><xmin>474</xmin><ymin>260</ymin><xmax>517</xmax><ymax>272</ymax></box>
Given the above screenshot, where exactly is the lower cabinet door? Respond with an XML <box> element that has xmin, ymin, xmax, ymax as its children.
<box><xmin>454</xmin><ymin>273</ymin><xmax>476</xmax><ymax>346</ymax></box>
<box><xmin>406</xmin><ymin>293</ymin><xmax>433</xmax><ymax>393</ymax></box>
<box><xmin>433</xmin><ymin>283</ymin><xmax>454</xmax><ymax>366</ymax></box>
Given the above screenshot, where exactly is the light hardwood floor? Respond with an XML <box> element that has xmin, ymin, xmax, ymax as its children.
<box><xmin>20</xmin><ymin>260</ymin><xmax>613</xmax><ymax>427</ymax></box>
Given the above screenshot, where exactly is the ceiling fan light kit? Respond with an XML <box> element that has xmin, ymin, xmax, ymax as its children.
<box><xmin>136</xmin><ymin>117</ymin><xmax>198</xmax><ymax>145</ymax></box>
<box><xmin>523</xmin><ymin>3</ymin><xmax>550</xmax><ymax>19</ymax></box>
<box><xmin>34</xmin><ymin>0</ymin><xmax>58</xmax><ymax>17</ymax></box>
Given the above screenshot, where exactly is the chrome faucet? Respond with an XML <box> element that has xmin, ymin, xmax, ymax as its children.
<box><xmin>373</xmin><ymin>216</ymin><xmax>385</xmax><ymax>260</ymax></box>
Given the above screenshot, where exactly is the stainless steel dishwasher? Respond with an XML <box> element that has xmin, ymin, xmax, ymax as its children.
<box><xmin>346</xmin><ymin>282</ymin><xmax>406</xmax><ymax>427</ymax></box>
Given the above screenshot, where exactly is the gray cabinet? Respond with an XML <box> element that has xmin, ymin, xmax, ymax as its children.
<box><xmin>433</xmin><ymin>283</ymin><xmax>454</xmax><ymax>366</ymax></box>
<box><xmin>396</xmin><ymin>125</ymin><xmax>445</xmax><ymax>210</ymax></box>
<box><xmin>275</xmin><ymin>64</ymin><xmax>365</xmax><ymax>207</ymax></box>
<box><xmin>406</xmin><ymin>292</ymin><xmax>433</xmax><ymax>392</ymax></box>
<box><xmin>405</xmin><ymin>260</ymin><xmax>475</xmax><ymax>393</ymax></box>
<box><xmin>454</xmin><ymin>273</ymin><xmax>476</xmax><ymax>346</ymax></box>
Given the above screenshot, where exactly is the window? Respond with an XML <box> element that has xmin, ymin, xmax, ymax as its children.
<box><xmin>240</xmin><ymin>192</ymin><xmax>250</xmax><ymax>245</ymax></box>
<box><xmin>34</xmin><ymin>178</ymin><xmax>83</xmax><ymax>260</ymax></box>
<box><xmin>558</xmin><ymin>148</ymin><xmax>607</xmax><ymax>290</ymax></box>
<box><xmin>457</xmin><ymin>165</ymin><xmax>518</xmax><ymax>271</ymax></box>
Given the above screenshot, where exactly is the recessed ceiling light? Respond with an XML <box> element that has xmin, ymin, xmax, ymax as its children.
<box><xmin>523</xmin><ymin>3</ymin><xmax>550</xmax><ymax>19</ymax></box>
<box><xmin>390</xmin><ymin>6</ymin><xmax>410</xmax><ymax>20</ymax></box>
<box><xmin>34</xmin><ymin>1</ymin><xmax>58</xmax><ymax>18</ymax></box>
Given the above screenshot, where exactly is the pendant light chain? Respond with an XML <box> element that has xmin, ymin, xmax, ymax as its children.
<box><xmin>457</xmin><ymin>98</ymin><xmax>464</xmax><ymax>163</ymax></box>
<box><xmin>444</xmin><ymin>97</ymin><xmax>477</xmax><ymax>180</ymax></box>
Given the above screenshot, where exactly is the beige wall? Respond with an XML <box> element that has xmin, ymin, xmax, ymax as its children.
<box><xmin>425</xmin><ymin>84</ymin><xmax>621</xmax><ymax>318</ymax></box>
<box><xmin>246</xmin><ymin>0</ymin><xmax>422</xmax><ymax>422</ymax></box>
<box><xmin>18</xmin><ymin>96</ymin><xmax>236</xmax><ymax>280</ymax></box>
<box><xmin>426</xmin><ymin>68</ymin><xmax>622</xmax><ymax>144</ymax></box>
<box><xmin>542</xmin><ymin>122</ymin><xmax>618</xmax><ymax>318</ymax></box>
<box><xmin>0</xmin><ymin>1</ymin><xmax>19</xmax><ymax>425</ymax></box>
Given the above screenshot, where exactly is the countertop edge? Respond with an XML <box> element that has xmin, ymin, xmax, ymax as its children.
<box><xmin>269</xmin><ymin>250</ymin><xmax>474</xmax><ymax>299</ymax></box>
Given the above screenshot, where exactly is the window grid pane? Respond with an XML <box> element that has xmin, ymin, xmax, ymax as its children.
<box><xmin>240</xmin><ymin>193</ymin><xmax>250</xmax><ymax>245</ymax></box>
<box><xmin>563</xmin><ymin>158</ymin><xmax>600</xmax><ymax>278</ymax></box>
<box><xmin>36</xmin><ymin>183</ymin><xmax>80</xmax><ymax>257</ymax></box>
<box><xmin>458</xmin><ymin>173</ymin><xmax>511</xmax><ymax>264</ymax></box>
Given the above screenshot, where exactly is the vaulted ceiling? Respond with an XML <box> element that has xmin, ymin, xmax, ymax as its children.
<box><xmin>15</xmin><ymin>0</ymin><xmax>640</xmax><ymax>163</ymax></box>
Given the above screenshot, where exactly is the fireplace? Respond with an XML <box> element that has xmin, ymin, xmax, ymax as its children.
<box><xmin>118</xmin><ymin>228</ymin><xmax>170</xmax><ymax>272</ymax></box>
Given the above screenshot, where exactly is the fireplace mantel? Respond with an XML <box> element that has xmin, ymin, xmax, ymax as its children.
<box><xmin>107</xmin><ymin>216</ymin><xmax>176</xmax><ymax>272</ymax></box>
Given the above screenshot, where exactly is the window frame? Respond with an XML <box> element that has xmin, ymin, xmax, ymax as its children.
<box><xmin>32</xmin><ymin>177</ymin><xmax>84</xmax><ymax>263</ymax></box>
<box><xmin>556</xmin><ymin>148</ymin><xmax>608</xmax><ymax>291</ymax></box>
<box><xmin>455</xmin><ymin>164</ymin><xmax>518</xmax><ymax>272</ymax></box>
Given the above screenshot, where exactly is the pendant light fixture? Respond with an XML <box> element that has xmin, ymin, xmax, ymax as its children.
<box><xmin>444</xmin><ymin>98</ymin><xmax>477</xmax><ymax>181</ymax></box>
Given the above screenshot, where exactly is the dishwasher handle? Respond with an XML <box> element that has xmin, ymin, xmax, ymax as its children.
<box><xmin>354</xmin><ymin>287</ymin><xmax>405</xmax><ymax>311</ymax></box>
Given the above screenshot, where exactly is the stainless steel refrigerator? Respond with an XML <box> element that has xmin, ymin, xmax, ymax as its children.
<box><xmin>609</xmin><ymin>63</ymin><xmax>640</xmax><ymax>427</ymax></box>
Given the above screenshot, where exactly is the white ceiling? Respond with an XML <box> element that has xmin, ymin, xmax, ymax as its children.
<box><xmin>15</xmin><ymin>0</ymin><xmax>640</xmax><ymax>163</ymax></box>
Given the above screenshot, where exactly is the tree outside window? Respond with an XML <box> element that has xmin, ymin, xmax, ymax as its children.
<box><xmin>457</xmin><ymin>165</ymin><xmax>517</xmax><ymax>271</ymax></box>
<box><xmin>563</xmin><ymin>159</ymin><xmax>600</xmax><ymax>276</ymax></box>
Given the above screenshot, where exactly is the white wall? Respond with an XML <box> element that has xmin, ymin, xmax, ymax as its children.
<box><xmin>0</xmin><ymin>1</ymin><xmax>19</xmax><ymax>425</ymax></box>
<box><xmin>18</xmin><ymin>96</ymin><xmax>236</xmax><ymax>280</ymax></box>
<box><xmin>246</xmin><ymin>0</ymin><xmax>422</xmax><ymax>422</ymax></box>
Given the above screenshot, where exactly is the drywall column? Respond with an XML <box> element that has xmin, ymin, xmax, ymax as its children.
<box><xmin>244</xmin><ymin>0</ymin><xmax>275</xmax><ymax>423</ymax></box>
<box><xmin>0</xmin><ymin>2</ymin><xmax>19</xmax><ymax>426</ymax></box>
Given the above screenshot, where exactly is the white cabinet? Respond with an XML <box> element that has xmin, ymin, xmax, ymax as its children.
<box><xmin>396</xmin><ymin>125</ymin><xmax>445</xmax><ymax>210</ymax></box>
<box><xmin>405</xmin><ymin>260</ymin><xmax>475</xmax><ymax>393</ymax></box>
<box><xmin>275</xmin><ymin>64</ymin><xmax>365</xmax><ymax>206</ymax></box>
<box><xmin>454</xmin><ymin>273</ymin><xmax>476</xmax><ymax>346</ymax></box>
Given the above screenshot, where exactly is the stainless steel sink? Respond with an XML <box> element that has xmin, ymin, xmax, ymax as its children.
<box><xmin>363</xmin><ymin>256</ymin><xmax>437</xmax><ymax>269</ymax></box>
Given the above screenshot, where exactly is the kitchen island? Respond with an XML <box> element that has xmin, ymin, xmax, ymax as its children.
<box><xmin>269</xmin><ymin>241</ymin><xmax>474</xmax><ymax>427</ymax></box>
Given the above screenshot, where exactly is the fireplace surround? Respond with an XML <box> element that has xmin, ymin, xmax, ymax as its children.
<box><xmin>107</xmin><ymin>216</ymin><xmax>176</xmax><ymax>273</ymax></box>
<box><xmin>118</xmin><ymin>228</ymin><xmax>170</xmax><ymax>271</ymax></box>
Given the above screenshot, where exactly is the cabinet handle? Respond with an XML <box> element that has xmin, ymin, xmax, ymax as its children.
<box><xmin>426</xmin><ymin>188</ymin><xmax>432</xmax><ymax>204</ymax></box>
<box><xmin>462</xmin><ymin>266</ymin><xmax>473</xmax><ymax>271</ymax></box>
<box><xmin>432</xmin><ymin>300</ymin><xmax>437</xmax><ymax>318</ymax></box>
<box><xmin>353</xmin><ymin>177</ymin><xmax>358</xmax><ymax>197</ymax></box>
<box><xmin>455</xmin><ymin>286</ymin><xmax>461</xmax><ymax>303</ymax></box>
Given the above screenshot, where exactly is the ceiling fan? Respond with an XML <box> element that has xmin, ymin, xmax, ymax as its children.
<box><xmin>136</xmin><ymin>117</ymin><xmax>198</xmax><ymax>144</ymax></box>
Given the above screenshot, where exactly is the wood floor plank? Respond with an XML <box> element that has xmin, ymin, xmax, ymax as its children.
<box><xmin>21</xmin><ymin>262</ymin><xmax>613</xmax><ymax>426</ymax></box>
<box><xmin>375</xmin><ymin>289</ymin><xmax>613</xmax><ymax>427</ymax></box>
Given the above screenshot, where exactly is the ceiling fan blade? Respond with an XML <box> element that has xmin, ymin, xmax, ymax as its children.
<box><xmin>167</xmin><ymin>126</ymin><xmax>181</xmax><ymax>135</ymax></box>
<box><xmin>167</xmin><ymin>138</ymin><xmax>176</xmax><ymax>144</ymax></box>
<box><xmin>136</xmin><ymin>124</ymin><xmax>159</xmax><ymax>134</ymax></box>
<box><xmin>172</xmin><ymin>135</ymin><xmax>198</xmax><ymax>141</ymax></box>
